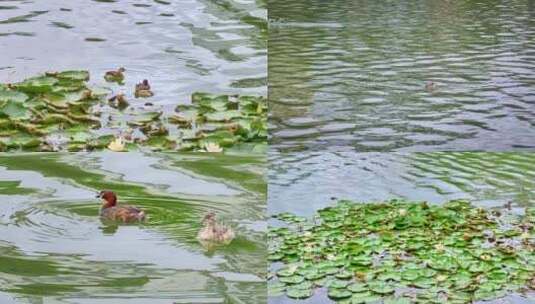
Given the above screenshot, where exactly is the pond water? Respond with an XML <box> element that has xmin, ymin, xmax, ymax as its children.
<box><xmin>0</xmin><ymin>0</ymin><xmax>267</xmax><ymax>110</ymax></box>
<box><xmin>268</xmin><ymin>151</ymin><xmax>535</xmax><ymax>303</ymax></box>
<box><xmin>269</xmin><ymin>0</ymin><xmax>535</xmax><ymax>152</ymax></box>
<box><xmin>0</xmin><ymin>152</ymin><xmax>266</xmax><ymax>303</ymax></box>
<box><xmin>269</xmin><ymin>151</ymin><xmax>535</xmax><ymax>216</ymax></box>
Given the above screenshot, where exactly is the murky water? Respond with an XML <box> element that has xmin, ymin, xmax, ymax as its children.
<box><xmin>0</xmin><ymin>152</ymin><xmax>266</xmax><ymax>303</ymax></box>
<box><xmin>269</xmin><ymin>0</ymin><xmax>535</xmax><ymax>152</ymax></box>
<box><xmin>0</xmin><ymin>0</ymin><xmax>267</xmax><ymax>110</ymax></box>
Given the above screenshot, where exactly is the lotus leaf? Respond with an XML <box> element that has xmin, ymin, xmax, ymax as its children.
<box><xmin>347</xmin><ymin>283</ymin><xmax>367</xmax><ymax>293</ymax></box>
<box><xmin>328</xmin><ymin>288</ymin><xmax>352</xmax><ymax>300</ymax></box>
<box><xmin>286</xmin><ymin>287</ymin><xmax>313</xmax><ymax>299</ymax></box>
<box><xmin>0</xmin><ymin>89</ymin><xmax>28</xmax><ymax>103</ymax></box>
<box><xmin>368</xmin><ymin>281</ymin><xmax>395</xmax><ymax>294</ymax></box>
<box><xmin>279</xmin><ymin>275</ymin><xmax>304</xmax><ymax>284</ymax></box>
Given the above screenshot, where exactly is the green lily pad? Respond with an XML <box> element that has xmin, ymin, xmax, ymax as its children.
<box><xmin>279</xmin><ymin>275</ymin><xmax>304</xmax><ymax>285</ymax></box>
<box><xmin>328</xmin><ymin>288</ymin><xmax>352</xmax><ymax>300</ymax></box>
<box><xmin>0</xmin><ymin>89</ymin><xmax>28</xmax><ymax>103</ymax></box>
<box><xmin>286</xmin><ymin>287</ymin><xmax>313</xmax><ymax>299</ymax></box>
<box><xmin>0</xmin><ymin>100</ymin><xmax>30</xmax><ymax>120</ymax></box>
<box><xmin>368</xmin><ymin>281</ymin><xmax>395</xmax><ymax>294</ymax></box>
<box><xmin>347</xmin><ymin>283</ymin><xmax>368</xmax><ymax>293</ymax></box>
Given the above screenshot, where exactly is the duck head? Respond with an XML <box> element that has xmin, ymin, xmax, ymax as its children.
<box><xmin>118</xmin><ymin>67</ymin><xmax>126</xmax><ymax>73</ymax></box>
<box><xmin>97</xmin><ymin>190</ymin><xmax>117</xmax><ymax>209</ymax></box>
<box><xmin>201</xmin><ymin>212</ymin><xmax>216</xmax><ymax>226</ymax></box>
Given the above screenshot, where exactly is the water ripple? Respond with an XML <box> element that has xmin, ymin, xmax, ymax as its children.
<box><xmin>269</xmin><ymin>0</ymin><xmax>535</xmax><ymax>152</ymax></box>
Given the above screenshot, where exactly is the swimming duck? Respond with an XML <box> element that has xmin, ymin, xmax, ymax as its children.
<box><xmin>197</xmin><ymin>212</ymin><xmax>235</xmax><ymax>244</ymax></box>
<box><xmin>135</xmin><ymin>79</ymin><xmax>154</xmax><ymax>98</ymax></box>
<box><xmin>104</xmin><ymin>67</ymin><xmax>126</xmax><ymax>82</ymax></box>
<box><xmin>425</xmin><ymin>81</ymin><xmax>436</xmax><ymax>92</ymax></box>
<box><xmin>108</xmin><ymin>93</ymin><xmax>129</xmax><ymax>109</ymax></box>
<box><xmin>97</xmin><ymin>190</ymin><xmax>145</xmax><ymax>222</ymax></box>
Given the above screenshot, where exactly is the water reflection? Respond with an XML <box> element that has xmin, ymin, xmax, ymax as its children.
<box><xmin>269</xmin><ymin>0</ymin><xmax>535</xmax><ymax>152</ymax></box>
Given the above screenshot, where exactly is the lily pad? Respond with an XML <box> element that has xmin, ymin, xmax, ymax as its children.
<box><xmin>286</xmin><ymin>287</ymin><xmax>313</xmax><ymax>299</ymax></box>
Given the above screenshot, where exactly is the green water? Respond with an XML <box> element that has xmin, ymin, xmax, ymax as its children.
<box><xmin>0</xmin><ymin>152</ymin><xmax>266</xmax><ymax>303</ymax></box>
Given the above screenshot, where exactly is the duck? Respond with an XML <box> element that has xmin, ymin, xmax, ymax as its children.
<box><xmin>97</xmin><ymin>190</ymin><xmax>145</xmax><ymax>222</ymax></box>
<box><xmin>425</xmin><ymin>81</ymin><xmax>436</xmax><ymax>92</ymax></box>
<box><xmin>108</xmin><ymin>93</ymin><xmax>129</xmax><ymax>109</ymax></box>
<box><xmin>197</xmin><ymin>212</ymin><xmax>235</xmax><ymax>244</ymax></box>
<box><xmin>104</xmin><ymin>67</ymin><xmax>126</xmax><ymax>82</ymax></box>
<box><xmin>135</xmin><ymin>79</ymin><xmax>154</xmax><ymax>98</ymax></box>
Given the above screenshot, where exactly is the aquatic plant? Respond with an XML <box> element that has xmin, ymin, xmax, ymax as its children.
<box><xmin>268</xmin><ymin>199</ymin><xmax>535</xmax><ymax>303</ymax></box>
<box><xmin>0</xmin><ymin>71</ymin><xmax>267</xmax><ymax>152</ymax></box>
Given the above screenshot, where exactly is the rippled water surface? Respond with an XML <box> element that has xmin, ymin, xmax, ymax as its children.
<box><xmin>269</xmin><ymin>151</ymin><xmax>535</xmax><ymax>216</ymax></box>
<box><xmin>0</xmin><ymin>0</ymin><xmax>266</xmax><ymax>107</ymax></box>
<box><xmin>269</xmin><ymin>0</ymin><xmax>535</xmax><ymax>152</ymax></box>
<box><xmin>0</xmin><ymin>152</ymin><xmax>266</xmax><ymax>303</ymax></box>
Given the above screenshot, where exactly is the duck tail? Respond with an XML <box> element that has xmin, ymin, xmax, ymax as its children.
<box><xmin>137</xmin><ymin>211</ymin><xmax>146</xmax><ymax>221</ymax></box>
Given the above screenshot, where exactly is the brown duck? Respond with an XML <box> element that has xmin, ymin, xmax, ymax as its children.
<box><xmin>104</xmin><ymin>67</ymin><xmax>125</xmax><ymax>82</ymax></box>
<box><xmin>197</xmin><ymin>212</ymin><xmax>235</xmax><ymax>244</ymax></box>
<box><xmin>135</xmin><ymin>79</ymin><xmax>154</xmax><ymax>98</ymax></box>
<box><xmin>97</xmin><ymin>190</ymin><xmax>145</xmax><ymax>222</ymax></box>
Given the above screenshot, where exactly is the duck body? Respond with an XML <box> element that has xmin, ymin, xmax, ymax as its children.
<box><xmin>97</xmin><ymin>190</ymin><xmax>145</xmax><ymax>223</ymax></box>
<box><xmin>135</xmin><ymin>79</ymin><xmax>154</xmax><ymax>98</ymax></box>
<box><xmin>100</xmin><ymin>205</ymin><xmax>145</xmax><ymax>222</ymax></box>
<box><xmin>197</xmin><ymin>213</ymin><xmax>235</xmax><ymax>244</ymax></box>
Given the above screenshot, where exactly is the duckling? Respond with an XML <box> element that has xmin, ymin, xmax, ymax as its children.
<box><xmin>104</xmin><ymin>67</ymin><xmax>126</xmax><ymax>83</ymax></box>
<box><xmin>97</xmin><ymin>190</ymin><xmax>145</xmax><ymax>222</ymax></box>
<box><xmin>108</xmin><ymin>93</ymin><xmax>129</xmax><ymax>109</ymax></box>
<box><xmin>135</xmin><ymin>79</ymin><xmax>154</xmax><ymax>98</ymax></box>
<box><xmin>425</xmin><ymin>81</ymin><xmax>436</xmax><ymax>92</ymax></box>
<box><xmin>197</xmin><ymin>212</ymin><xmax>235</xmax><ymax>244</ymax></box>
<box><xmin>504</xmin><ymin>201</ymin><xmax>513</xmax><ymax>210</ymax></box>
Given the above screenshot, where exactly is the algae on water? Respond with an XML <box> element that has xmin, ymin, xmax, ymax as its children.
<box><xmin>269</xmin><ymin>199</ymin><xmax>535</xmax><ymax>303</ymax></box>
<box><xmin>0</xmin><ymin>71</ymin><xmax>267</xmax><ymax>152</ymax></box>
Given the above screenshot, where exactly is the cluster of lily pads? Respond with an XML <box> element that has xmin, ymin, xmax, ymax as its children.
<box><xmin>168</xmin><ymin>92</ymin><xmax>267</xmax><ymax>152</ymax></box>
<box><xmin>268</xmin><ymin>199</ymin><xmax>535</xmax><ymax>303</ymax></box>
<box><xmin>0</xmin><ymin>70</ymin><xmax>267</xmax><ymax>152</ymax></box>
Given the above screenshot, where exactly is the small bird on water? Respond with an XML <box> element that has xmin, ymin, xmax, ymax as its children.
<box><xmin>97</xmin><ymin>190</ymin><xmax>146</xmax><ymax>222</ymax></box>
<box><xmin>104</xmin><ymin>67</ymin><xmax>126</xmax><ymax>83</ymax></box>
<box><xmin>425</xmin><ymin>81</ymin><xmax>437</xmax><ymax>92</ymax></box>
<box><xmin>197</xmin><ymin>212</ymin><xmax>235</xmax><ymax>244</ymax></box>
<box><xmin>135</xmin><ymin>79</ymin><xmax>154</xmax><ymax>98</ymax></box>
